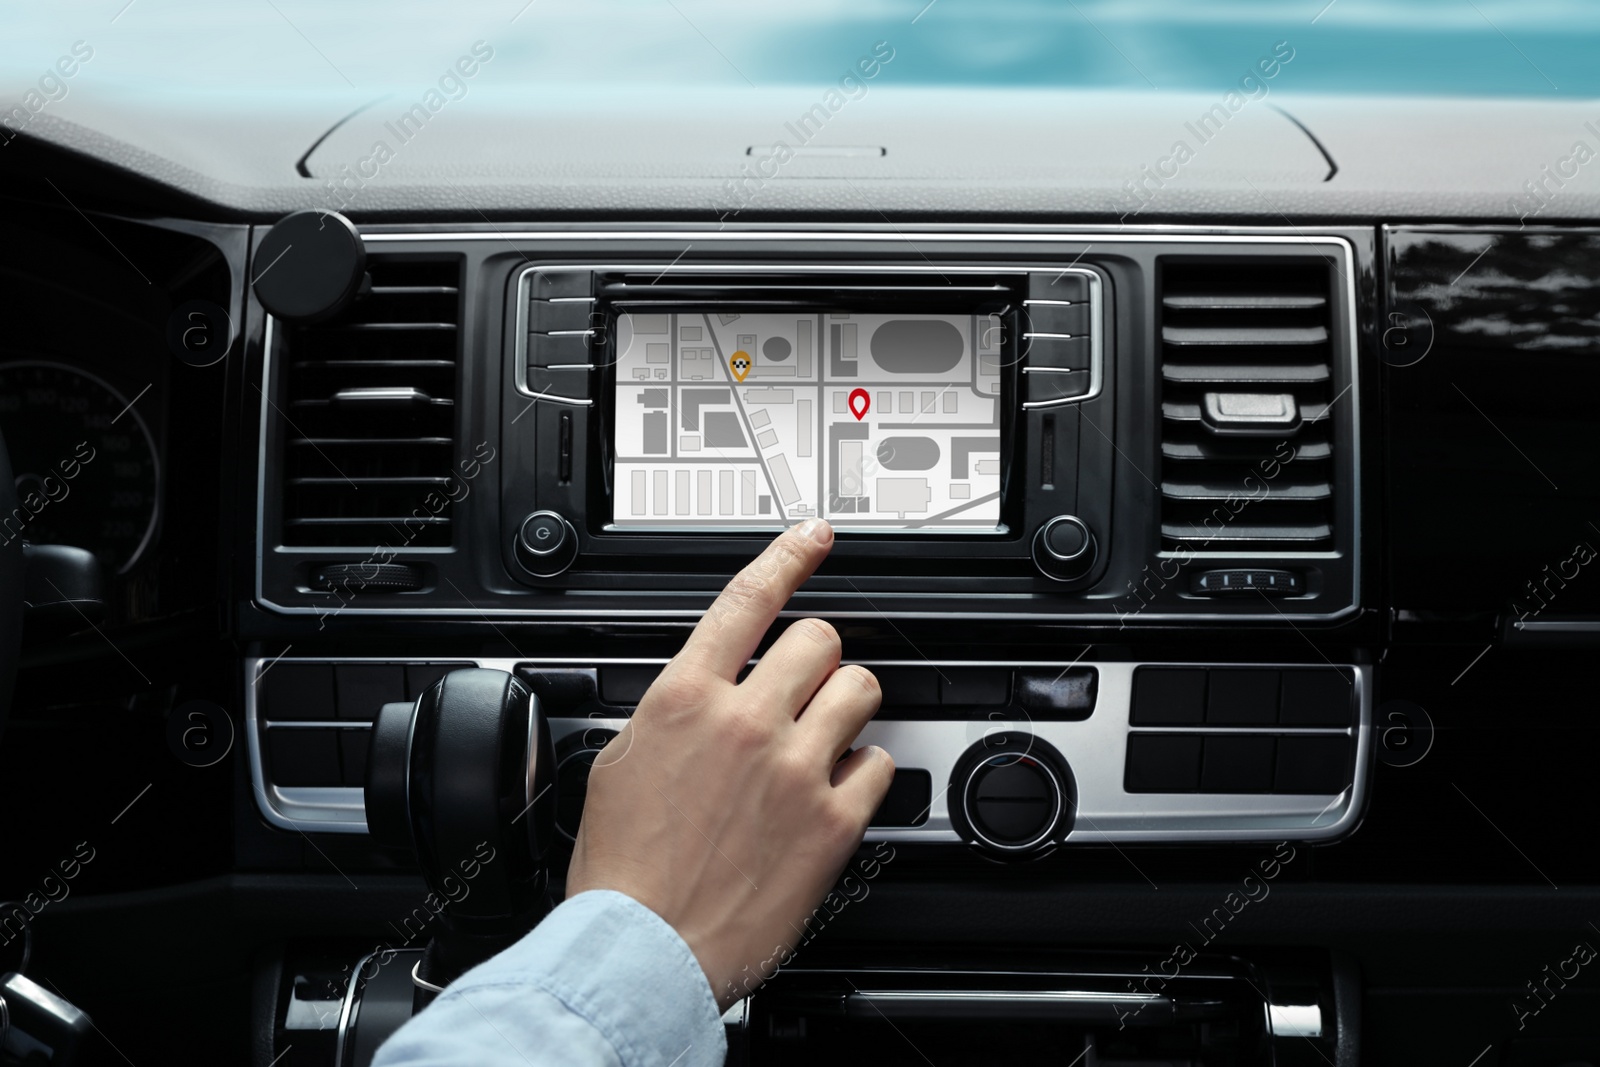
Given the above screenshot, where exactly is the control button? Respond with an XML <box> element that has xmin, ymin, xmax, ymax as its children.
<box><xmin>1200</xmin><ymin>736</ymin><xmax>1276</xmax><ymax>793</ymax></box>
<box><xmin>334</xmin><ymin>664</ymin><xmax>406</xmax><ymax>722</ymax></box>
<box><xmin>1024</xmin><ymin>336</ymin><xmax>1092</xmax><ymax>371</ymax></box>
<box><xmin>1280</xmin><ymin>669</ymin><xmax>1356</xmax><ymax>726</ymax></box>
<box><xmin>1042</xmin><ymin>516</ymin><xmax>1090</xmax><ymax>560</ymax></box>
<box><xmin>965</xmin><ymin>755</ymin><xmax>1061</xmax><ymax>849</ymax></box>
<box><xmin>1023</xmin><ymin>303</ymin><xmax>1090</xmax><ymax>338</ymax></box>
<box><xmin>529</xmin><ymin>270</ymin><xmax>593</xmax><ymax>299</ymax></box>
<box><xmin>267</xmin><ymin>729</ymin><xmax>342</xmax><ymax>787</ymax></box>
<box><xmin>869</xmin><ymin>769</ymin><xmax>932</xmax><ymax>828</ymax></box>
<box><xmin>949</xmin><ymin>733</ymin><xmax>1073</xmax><ymax>854</ymax></box>
<box><xmin>528</xmin><ymin>299</ymin><xmax>597</xmax><ymax>333</ymax></box>
<box><xmin>1274</xmin><ymin>735</ymin><xmax>1352</xmax><ymax>794</ymax></box>
<box><xmin>515</xmin><ymin>511</ymin><xmax>579</xmax><ymax>578</ymax></box>
<box><xmin>261</xmin><ymin>663</ymin><xmax>336</xmax><ymax>722</ymax></box>
<box><xmin>1015</xmin><ymin>668</ymin><xmax>1097</xmax><ymax>721</ymax></box>
<box><xmin>526</xmin><ymin>365</ymin><xmax>591</xmax><ymax>402</ymax></box>
<box><xmin>1207</xmin><ymin>669</ymin><xmax>1280</xmax><ymax>725</ymax></box>
<box><xmin>1023</xmin><ymin>369</ymin><xmax>1090</xmax><ymax>405</ymax></box>
<box><xmin>1030</xmin><ymin>271</ymin><xmax>1089</xmax><ymax>302</ymax></box>
<box><xmin>1131</xmin><ymin>668</ymin><xmax>1206</xmax><ymax>725</ymax></box>
<box><xmin>520</xmin><ymin>513</ymin><xmax>569</xmax><ymax>556</ymax></box>
<box><xmin>1032</xmin><ymin>515</ymin><xmax>1098</xmax><ymax>582</ymax></box>
<box><xmin>1191</xmin><ymin>569</ymin><xmax>1304</xmax><ymax>596</ymax></box>
<box><xmin>598</xmin><ymin>665</ymin><xmax>662</xmax><ymax>706</ymax></box>
<box><xmin>528</xmin><ymin>332</ymin><xmax>594</xmax><ymax>368</ymax></box>
<box><xmin>1124</xmin><ymin>734</ymin><xmax>1202</xmax><ymax>793</ymax></box>
<box><xmin>940</xmin><ymin>668</ymin><xmax>1010</xmax><ymax>707</ymax></box>
<box><xmin>874</xmin><ymin>667</ymin><xmax>940</xmax><ymax>706</ymax></box>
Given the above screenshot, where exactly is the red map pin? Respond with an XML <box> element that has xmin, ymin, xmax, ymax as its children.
<box><xmin>847</xmin><ymin>388</ymin><xmax>871</xmax><ymax>421</ymax></box>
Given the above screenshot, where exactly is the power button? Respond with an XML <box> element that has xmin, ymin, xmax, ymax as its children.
<box><xmin>520</xmin><ymin>512</ymin><xmax>568</xmax><ymax>556</ymax></box>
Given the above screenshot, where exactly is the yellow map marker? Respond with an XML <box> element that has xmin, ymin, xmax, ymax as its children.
<box><xmin>729</xmin><ymin>351</ymin><xmax>751</xmax><ymax>382</ymax></box>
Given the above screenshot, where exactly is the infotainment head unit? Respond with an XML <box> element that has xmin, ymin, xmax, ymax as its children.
<box><xmin>610</xmin><ymin>309</ymin><xmax>1004</xmax><ymax>533</ymax></box>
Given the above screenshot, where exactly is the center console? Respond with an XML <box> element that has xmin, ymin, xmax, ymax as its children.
<box><xmin>243</xmin><ymin>224</ymin><xmax>1372</xmax><ymax>1065</ymax></box>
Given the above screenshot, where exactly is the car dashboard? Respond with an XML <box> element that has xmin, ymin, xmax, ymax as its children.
<box><xmin>3</xmin><ymin>66</ymin><xmax>1600</xmax><ymax>1067</ymax></box>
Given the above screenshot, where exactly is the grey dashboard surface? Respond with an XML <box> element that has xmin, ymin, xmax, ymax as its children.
<box><xmin>11</xmin><ymin>86</ymin><xmax>1600</xmax><ymax>221</ymax></box>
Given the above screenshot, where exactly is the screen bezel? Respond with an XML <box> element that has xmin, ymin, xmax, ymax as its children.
<box><xmin>580</xmin><ymin>264</ymin><xmax>1033</xmax><ymax>544</ymax></box>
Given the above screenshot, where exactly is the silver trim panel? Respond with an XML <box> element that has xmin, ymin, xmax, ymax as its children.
<box><xmin>246</xmin><ymin>656</ymin><xmax>1371</xmax><ymax>844</ymax></box>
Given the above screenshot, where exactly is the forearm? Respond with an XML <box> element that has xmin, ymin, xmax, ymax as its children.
<box><xmin>373</xmin><ymin>890</ymin><xmax>726</xmax><ymax>1067</ymax></box>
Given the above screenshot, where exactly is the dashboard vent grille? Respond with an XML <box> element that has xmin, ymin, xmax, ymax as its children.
<box><xmin>1157</xmin><ymin>259</ymin><xmax>1337</xmax><ymax>552</ymax></box>
<box><xmin>277</xmin><ymin>256</ymin><xmax>461</xmax><ymax>547</ymax></box>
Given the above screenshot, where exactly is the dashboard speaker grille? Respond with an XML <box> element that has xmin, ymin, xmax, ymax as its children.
<box><xmin>1157</xmin><ymin>258</ymin><xmax>1337</xmax><ymax>551</ymax></box>
<box><xmin>276</xmin><ymin>256</ymin><xmax>462</xmax><ymax>547</ymax></box>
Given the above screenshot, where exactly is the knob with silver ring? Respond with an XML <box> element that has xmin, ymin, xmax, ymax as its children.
<box><xmin>515</xmin><ymin>510</ymin><xmax>579</xmax><ymax>577</ymax></box>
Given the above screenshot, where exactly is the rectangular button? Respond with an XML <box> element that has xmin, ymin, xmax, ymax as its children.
<box><xmin>1025</xmin><ymin>337</ymin><xmax>1091</xmax><ymax>371</ymax></box>
<box><xmin>1274</xmin><ymin>735</ymin><xmax>1352</xmax><ymax>794</ymax></box>
<box><xmin>1280</xmin><ymin>669</ymin><xmax>1356</xmax><ymax>726</ymax></box>
<box><xmin>1024</xmin><ymin>303</ymin><xmax>1090</xmax><ymax>336</ymax></box>
<box><xmin>1030</xmin><ymin>272</ymin><xmax>1089</xmax><ymax>302</ymax></box>
<box><xmin>599</xmin><ymin>665</ymin><xmax>662</xmax><ymax>706</ymax></box>
<box><xmin>1125</xmin><ymin>734</ymin><xmax>1202</xmax><ymax>793</ymax></box>
<box><xmin>529</xmin><ymin>299</ymin><xmax>597</xmax><ymax>333</ymax></box>
<box><xmin>1023</xmin><ymin>370</ymin><xmax>1089</xmax><ymax>405</ymax></box>
<box><xmin>334</xmin><ymin>664</ymin><xmax>406</xmax><ymax>722</ymax></box>
<box><xmin>1131</xmin><ymin>668</ymin><xmax>1207</xmax><ymax>725</ymax></box>
<box><xmin>869</xmin><ymin>769</ymin><xmax>932</xmax><ymax>827</ymax></box>
<box><xmin>261</xmin><ymin>664</ymin><xmax>336</xmax><ymax>722</ymax></box>
<box><xmin>267</xmin><ymin>729</ymin><xmax>342</xmax><ymax>787</ymax></box>
<box><xmin>1015</xmin><ymin>668</ymin><xmax>1096</xmax><ymax>721</ymax></box>
<box><xmin>940</xmin><ymin>668</ymin><xmax>1010</xmax><ymax>706</ymax></box>
<box><xmin>1200</xmin><ymin>736</ymin><xmax>1276</xmax><ymax>793</ymax></box>
<box><xmin>340</xmin><ymin>729</ymin><xmax>371</xmax><ymax>786</ymax></box>
<box><xmin>1207</xmin><ymin>669</ymin><xmax>1280</xmax><ymax>725</ymax></box>
<box><xmin>529</xmin><ymin>270</ymin><xmax>592</xmax><ymax>299</ymax></box>
<box><xmin>873</xmin><ymin>667</ymin><xmax>939</xmax><ymax>706</ymax></box>
<box><xmin>529</xmin><ymin>332</ymin><xmax>594</xmax><ymax>367</ymax></box>
<box><xmin>528</xmin><ymin>366</ymin><xmax>591</xmax><ymax>401</ymax></box>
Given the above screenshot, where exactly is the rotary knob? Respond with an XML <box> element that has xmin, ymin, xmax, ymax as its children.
<box><xmin>949</xmin><ymin>733</ymin><xmax>1074</xmax><ymax>855</ymax></box>
<box><xmin>516</xmin><ymin>510</ymin><xmax>578</xmax><ymax>577</ymax></box>
<box><xmin>1032</xmin><ymin>514</ymin><xmax>1098</xmax><ymax>583</ymax></box>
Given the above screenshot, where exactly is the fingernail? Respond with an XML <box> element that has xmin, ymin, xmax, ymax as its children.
<box><xmin>797</xmin><ymin>518</ymin><xmax>833</xmax><ymax>545</ymax></box>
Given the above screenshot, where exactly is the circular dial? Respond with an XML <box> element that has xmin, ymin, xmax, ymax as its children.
<box><xmin>0</xmin><ymin>362</ymin><xmax>159</xmax><ymax>574</ymax></box>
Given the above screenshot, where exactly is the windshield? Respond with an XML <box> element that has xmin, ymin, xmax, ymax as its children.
<box><xmin>2</xmin><ymin>0</ymin><xmax>1595</xmax><ymax>98</ymax></box>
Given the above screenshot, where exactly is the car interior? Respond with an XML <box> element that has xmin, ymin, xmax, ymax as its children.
<box><xmin>3</xmin><ymin>2</ymin><xmax>1600</xmax><ymax>1063</ymax></box>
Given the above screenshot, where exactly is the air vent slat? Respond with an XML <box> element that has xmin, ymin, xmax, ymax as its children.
<box><xmin>1163</xmin><ymin>294</ymin><xmax>1326</xmax><ymax>311</ymax></box>
<box><xmin>275</xmin><ymin>257</ymin><xmax>462</xmax><ymax>548</ymax></box>
<box><xmin>1162</xmin><ymin>362</ymin><xmax>1330</xmax><ymax>384</ymax></box>
<box><xmin>1158</xmin><ymin>259</ymin><xmax>1336</xmax><ymax>553</ymax></box>
<box><xmin>1162</xmin><ymin>325</ymin><xmax>1328</xmax><ymax>345</ymax></box>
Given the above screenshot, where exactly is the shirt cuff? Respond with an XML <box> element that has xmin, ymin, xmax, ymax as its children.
<box><xmin>445</xmin><ymin>889</ymin><xmax>727</xmax><ymax>1067</ymax></box>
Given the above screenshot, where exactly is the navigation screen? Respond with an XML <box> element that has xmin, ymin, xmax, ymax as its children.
<box><xmin>611</xmin><ymin>310</ymin><xmax>1003</xmax><ymax>531</ymax></box>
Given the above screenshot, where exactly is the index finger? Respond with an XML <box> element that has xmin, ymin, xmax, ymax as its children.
<box><xmin>675</xmin><ymin>519</ymin><xmax>835</xmax><ymax>680</ymax></box>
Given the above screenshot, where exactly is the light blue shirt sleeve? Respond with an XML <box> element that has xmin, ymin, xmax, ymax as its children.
<box><xmin>372</xmin><ymin>890</ymin><xmax>727</xmax><ymax>1067</ymax></box>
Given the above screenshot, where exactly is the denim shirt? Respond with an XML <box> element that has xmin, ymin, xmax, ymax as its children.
<box><xmin>373</xmin><ymin>890</ymin><xmax>726</xmax><ymax>1067</ymax></box>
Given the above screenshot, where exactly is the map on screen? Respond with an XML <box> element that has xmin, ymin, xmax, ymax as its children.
<box><xmin>611</xmin><ymin>310</ymin><xmax>1003</xmax><ymax>531</ymax></box>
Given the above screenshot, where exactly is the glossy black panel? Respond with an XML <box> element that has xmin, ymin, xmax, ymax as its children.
<box><xmin>1384</xmin><ymin>228</ymin><xmax>1600</xmax><ymax>632</ymax></box>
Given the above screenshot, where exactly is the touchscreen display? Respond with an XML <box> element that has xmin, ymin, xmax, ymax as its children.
<box><xmin>611</xmin><ymin>310</ymin><xmax>1002</xmax><ymax>531</ymax></box>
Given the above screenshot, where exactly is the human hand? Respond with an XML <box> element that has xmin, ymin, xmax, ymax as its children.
<box><xmin>564</xmin><ymin>518</ymin><xmax>893</xmax><ymax>1008</ymax></box>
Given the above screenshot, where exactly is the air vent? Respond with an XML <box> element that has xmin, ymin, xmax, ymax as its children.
<box><xmin>277</xmin><ymin>257</ymin><xmax>461</xmax><ymax>547</ymax></box>
<box><xmin>1157</xmin><ymin>259</ymin><xmax>1336</xmax><ymax>552</ymax></box>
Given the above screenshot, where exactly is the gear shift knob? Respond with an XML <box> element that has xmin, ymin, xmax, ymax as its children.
<box><xmin>365</xmin><ymin>668</ymin><xmax>556</xmax><ymax>986</ymax></box>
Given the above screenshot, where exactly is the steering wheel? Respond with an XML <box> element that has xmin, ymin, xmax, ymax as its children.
<box><xmin>0</xmin><ymin>430</ymin><xmax>23</xmax><ymax>741</ymax></box>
